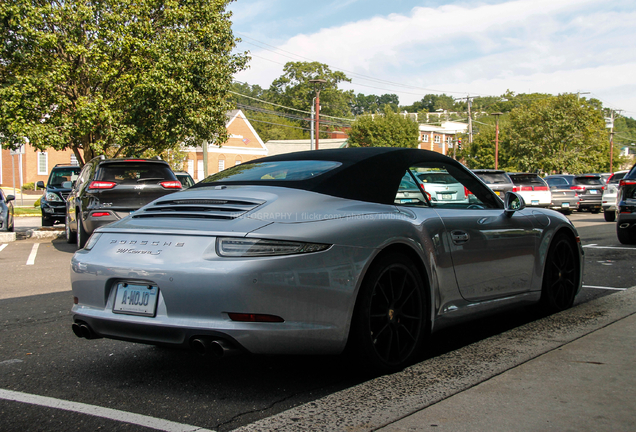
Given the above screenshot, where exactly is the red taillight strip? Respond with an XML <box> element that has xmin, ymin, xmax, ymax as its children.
<box><xmin>619</xmin><ymin>179</ymin><xmax>636</xmax><ymax>187</ymax></box>
<box><xmin>228</xmin><ymin>313</ymin><xmax>284</xmax><ymax>323</ymax></box>
<box><xmin>90</xmin><ymin>212</ymin><xmax>111</xmax><ymax>217</ymax></box>
<box><xmin>88</xmin><ymin>181</ymin><xmax>116</xmax><ymax>189</ymax></box>
<box><xmin>160</xmin><ymin>181</ymin><xmax>182</xmax><ymax>189</ymax></box>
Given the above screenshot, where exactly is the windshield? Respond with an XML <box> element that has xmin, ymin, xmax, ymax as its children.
<box><xmin>48</xmin><ymin>168</ymin><xmax>81</xmax><ymax>187</ymax></box>
<box><xmin>199</xmin><ymin>160</ymin><xmax>342</xmax><ymax>183</ymax></box>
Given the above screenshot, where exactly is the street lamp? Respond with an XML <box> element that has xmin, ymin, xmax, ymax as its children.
<box><xmin>492</xmin><ymin>112</ymin><xmax>503</xmax><ymax>170</ymax></box>
<box><xmin>309</xmin><ymin>79</ymin><xmax>327</xmax><ymax>150</ymax></box>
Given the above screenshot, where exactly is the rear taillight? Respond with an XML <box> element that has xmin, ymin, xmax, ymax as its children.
<box><xmin>520</xmin><ymin>186</ymin><xmax>533</xmax><ymax>191</ymax></box>
<box><xmin>228</xmin><ymin>313</ymin><xmax>284</xmax><ymax>323</ymax></box>
<box><xmin>90</xmin><ymin>212</ymin><xmax>111</xmax><ymax>218</ymax></box>
<box><xmin>512</xmin><ymin>186</ymin><xmax>519</xmax><ymax>192</ymax></box>
<box><xmin>88</xmin><ymin>181</ymin><xmax>116</xmax><ymax>189</ymax></box>
<box><xmin>619</xmin><ymin>179</ymin><xmax>636</xmax><ymax>187</ymax></box>
<box><xmin>534</xmin><ymin>186</ymin><xmax>548</xmax><ymax>191</ymax></box>
<box><xmin>464</xmin><ymin>186</ymin><xmax>474</xmax><ymax>196</ymax></box>
<box><xmin>570</xmin><ymin>185</ymin><xmax>586</xmax><ymax>191</ymax></box>
<box><xmin>160</xmin><ymin>181</ymin><xmax>182</xmax><ymax>189</ymax></box>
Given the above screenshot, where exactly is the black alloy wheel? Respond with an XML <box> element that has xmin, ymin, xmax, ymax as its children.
<box><xmin>540</xmin><ymin>233</ymin><xmax>579</xmax><ymax>313</ymax></box>
<box><xmin>350</xmin><ymin>253</ymin><xmax>427</xmax><ymax>372</ymax></box>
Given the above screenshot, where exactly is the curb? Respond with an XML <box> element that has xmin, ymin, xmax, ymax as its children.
<box><xmin>232</xmin><ymin>287</ymin><xmax>636</xmax><ymax>432</ymax></box>
<box><xmin>0</xmin><ymin>229</ymin><xmax>64</xmax><ymax>242</ymax></box>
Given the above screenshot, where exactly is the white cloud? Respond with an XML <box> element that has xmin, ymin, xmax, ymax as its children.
<box><xmin>234</xmin><ymin>0</ymin><xmax>636</xmax><ymax>115</ymax></box>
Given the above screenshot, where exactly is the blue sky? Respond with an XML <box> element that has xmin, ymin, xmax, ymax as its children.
<box><xmin>230</xmin><ymin>0</ymin><xmax>636</xmax><ymax>117</ymax></box>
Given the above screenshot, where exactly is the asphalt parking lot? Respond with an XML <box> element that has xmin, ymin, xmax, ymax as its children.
<box><xmin>0</xmin><ymin>211</ymin><xmax>634</xmax><ymax>431</ymax></box>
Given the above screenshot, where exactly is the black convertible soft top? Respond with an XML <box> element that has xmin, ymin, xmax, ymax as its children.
<box><xmin>193</xmin><ymin>147</ymin><xmax>482</xmax><ymax>205</ymax></box>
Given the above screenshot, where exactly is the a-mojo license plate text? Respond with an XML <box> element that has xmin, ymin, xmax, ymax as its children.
<box><xmin>113</xmin><ymin>283</ymin><xmax>158</xmax><ymax>317</ymax></box>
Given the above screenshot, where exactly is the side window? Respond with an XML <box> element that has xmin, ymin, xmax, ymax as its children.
<box><xmin>75</xmin><ymin>164</ymin><xmax>92</xmax><ymax>190</ymax></box>
<box><xmin>409</xmin><ymin>163</ymin><xmax>501</xmax><ymax>209</ymax></box>
<box><xmin>394</xmin><ymin>171</ymin><xmax>429</xmax><ymax>207</ymax></box>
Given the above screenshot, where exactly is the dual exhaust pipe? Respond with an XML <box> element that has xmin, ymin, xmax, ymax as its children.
<box><xmin>71</xmin><ymin>322</ymin><xmax>239</xmax><ymax>358</ymax></box>
<box><xmin>190</xmin><ymin>337</ymin><xmax>240</xmax><ymax>358</ymax></box>
<box><xmin>71</xmin><ymin>322</ymin><xmax>100</xmax><ymax>340</ymax></box>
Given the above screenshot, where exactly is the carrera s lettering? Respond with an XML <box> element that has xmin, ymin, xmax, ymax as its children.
<box><xmin>116</xmin><ymin>248</ymin><xmax>162</xmax><ymax>255</ymax></box>
<box><xmin>110</xmin><ymin>240</ymin><xmax>185</xmax><ymax>247</ymax></box>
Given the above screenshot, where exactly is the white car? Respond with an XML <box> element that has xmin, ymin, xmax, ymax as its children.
<box><xmin>508</xmin><ymin>173</ymin><xmax>552</xmax><ymax>208</ymax></box>
<box><xmin>602</xmin><ymin>170</ymin><xmax>629</xmax><ymax>222</ymax></box>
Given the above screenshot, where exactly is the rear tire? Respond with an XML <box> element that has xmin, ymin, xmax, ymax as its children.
<box><xmin>77</xmin><ymin>214</ymin><xmax>88</xmax><ymax>249</ymax></box>
<box><xmin>603</xmin><ymin>211</ymin><xmax>616</xmax><ymax>222</ymax></box>
<box><xmin>348</xmin><ymin>253</ymin><xmax>427</xmax><ymax>373</ymax></box>
<box><xmin>539</xmin><ymin>233</ymin><xmax>579</xmax><ymax>313</ymax></box>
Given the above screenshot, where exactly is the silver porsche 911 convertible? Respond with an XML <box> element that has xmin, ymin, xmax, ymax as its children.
<box><xmin>71</xmin><ymin>147</ymin><xmax>583</xmax><ymax>371</ymax></box>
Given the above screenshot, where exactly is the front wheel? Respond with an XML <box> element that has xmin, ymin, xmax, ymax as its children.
<box><xmin>348</xmin><ymin>253</ymin><xmax>427</xmax><ymax>373</ymax></box>
<box><xmin>65</xmin><ymin>214</ymin><xmax>76</xmax><ymax>243</ymax></box>
<box><xmin>539</xmin><ymin>233</ymin><xmax>579</xmax><ymax>313</ymax></box>
<box><xmin>41</xmin><ymin>214</ymin><xmax>54</xmax><ymax>227</ymax></box>
<box><xmin>604</xmin><ymin>211</ymin><xmax>616</xmax><ymax>222</ymax></box>
<box><xmin>617</xmin><ymin>223</ymin><xmax>636</xmax><ymax>245</ymax></box>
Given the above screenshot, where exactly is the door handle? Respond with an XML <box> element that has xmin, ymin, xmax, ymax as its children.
<box><xmin>451</xmin><ymin>230</ymin><xmax>470</xmax><ymax>244</ymax></box>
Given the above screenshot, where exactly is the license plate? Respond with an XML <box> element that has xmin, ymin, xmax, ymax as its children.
<box><xmin>441</xmin><ymin>194</ymin><xmax>452</xmax><ymax>200</ymax></box>
<box><xmin>401</xmin><ymin>199</ymin><xmax>413</xmax><ymax>203</ymax></box>
<box><xmin>113</xmin><ymin>282</ymin><xmax>158</xmax><ymax>317</ymax></box>
<box><xmin>495</xmin><ymin>191</ymin><xmax>502</xmax><ymax>196</ymax></box>
<box><xmin>531</xmin><ymin>200</ymin><xmax>539</xmax><ymax>205</ymax></box>
<box><xmin>561</xmin><ymin>202</ymin><xmax>570</xmax><ymax>208</ymax></box>
<box><xmin>590</xmin><ymin>190</ymin><xmax>598</xmax><ymax>194</ymax></box>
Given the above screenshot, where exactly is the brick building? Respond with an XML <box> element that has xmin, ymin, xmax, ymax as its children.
<box><xmin>0</xmin><ymin>145</ymin><xmax>80</xmax><ymax>188</ymax></box>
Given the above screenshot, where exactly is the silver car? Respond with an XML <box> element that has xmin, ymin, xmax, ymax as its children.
<box><xmin>70</xmin><ymin>148</ymin><xmax>583</xmax><ymax>372</ymax></box>
<box><xmin>602</xmin><ymin>170</ymin><xmax>629</xmax><ymax>222</ymax></box>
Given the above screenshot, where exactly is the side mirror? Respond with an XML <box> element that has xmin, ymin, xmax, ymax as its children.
<box><xmin>6</xmin><ymin>195</ymin><xmax>15</xmax><ymax>202</ymax></box>
<box><xmin>37</xmin><ymin>181</ymin><xmax>45</xmax><ymax>189</ymax></box>
<box><xmin>504</xmin><ymin>191</ymin><xmax>525</xmax><ymax>217</ymax></box>
<box><xmin>61</xmin><ymin>181</ymin><xmax>73</xmax><ymax>189</ymax></box>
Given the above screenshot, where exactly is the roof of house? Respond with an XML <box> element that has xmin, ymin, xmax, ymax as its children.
<box><xmin>264</xmin><ymin>139</ymin><xmax>348</xmax><ymax>157</ymax></box>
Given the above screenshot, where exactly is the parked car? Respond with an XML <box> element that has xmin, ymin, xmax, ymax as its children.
<box><xmin>174</xmin><ymin>171</ymin><xmax>195</xmax><ymax>189</ymax></box>
<box><xmin>0</xmin><ymin>189</ymin><xmax>15</xmax><ymax>232</ymax></box>
<box><xmin>70</xmin><ymin>148</ymin><xmax>583</xmax><ymax>373</ymax></box>
<box><xmin>543</xmin><ymin>174</ymin><xmax>604</xmax><ymax>213</ymax></box>
<box><xmin>471</xmin><ymin>169</ymin><xmax>514</xmax><ymax>199</ymax></box>
<box><xmin>415</xmin><ymin>170</ymin><xmax>468</xmax><ymax>204</ymax></box>
<box><xmin>602</xmin><ymin>170</ymin><xmax>629</xmax><ymax>222</ymax></box>
<box><xmin>65</xmin><ymin>157</ymin><xmax>182</xmax><ymax>248</ymax></box>
<box><xmin>508</xmin><ymin>173</ymin><xmax>552</xmax><ymax>207</ymax></box>
<box><xmin>616</xmin><ymin>164</ymin><xmax>636</xmax><ymax>244</ymax></box>
<box><xmin>545</xmin><ymin>182</ymin><xmax>580</xmax><ymax>215</ymax></box>
<box><xmin>36</xmin><ymin>164</ymin><xmax>82</xmax><ymax>226</ymax></box>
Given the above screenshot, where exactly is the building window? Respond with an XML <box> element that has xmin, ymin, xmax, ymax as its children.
<box><xmin>218</xmin><ymin>159</ymin><xmax>225</xmax><ymax>172</ymax></box>
<box><xmin>422</xmin><ymin>134</ymin><xmax>429</xmax><ymax>142</ymax></box>
<box><xmin>235</xmin><ymin>158</ymin><xmax>242</xmax><ymax>166</ymax></box>
<box><xmin>70</xmin><ymin>154</ymin><xmax>79</xmax><ymax>165</ymax></box>
<box><xmin>37</xmin><ymin>152</ymin><xmax>48</xmax><ymax>175</ymax></box>
<box><xmin>447</xmin><ymin>136</ymin><xmax>453</xmax><ymax>144</ymax></box>
<box><xmin>434</xmin><ymin>136</ymin><xmax>441</xmax><ymax>144</ymax></box>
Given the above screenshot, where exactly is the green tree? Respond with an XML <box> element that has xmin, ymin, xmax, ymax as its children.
<box><xmin>509</xmin><ymin>94</ymin><xmax>608</xmax><ymax>173</ymax></box>
<box><xmin>348</xmin><ymin>106</ymin><xmax>419</xmax><ymax>148</ymax></box>
<box><xmin>269</xmin><ymin>61</ymin><xmax>354</xmax><ymax>118</ymax></box>
<box><xmin>0</xmin><ymin>0</ymin><xmax>247</xmax><ymax>165</ymax></box>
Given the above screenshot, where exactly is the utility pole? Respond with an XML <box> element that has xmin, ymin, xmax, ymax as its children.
<box><xmin>309</xmin><ymin>79</ymin><xmax>327</xmax><ymax>150</ymax></box>
<box><xmin>492</xmin><ymin>112</ymin><xmax>503</xmax><ymax>170</ymax></box>
<box><xmin>467</xmin><ymin>96</ymin><xmax>473</xmax><ymax>144</ymax></box>
<box><xmin>609</xmin><ymin>109</ymin><xmax>623</xmax><ymax>174</ymax></box>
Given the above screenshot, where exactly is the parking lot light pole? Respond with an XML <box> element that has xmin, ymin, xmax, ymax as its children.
<box><xmin>492</xmin><ymin>112</ymin><xmax>503</xmax><ymax>170</ymax></box>
<box><xmin>309</xmin><ymin>79</ymin><xmax>327</xmax><ymax>150</ymax></box>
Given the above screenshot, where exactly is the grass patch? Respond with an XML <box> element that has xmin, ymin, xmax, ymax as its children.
<box><xmin>14</xmin><ymin>207</ymin><xmax>42</xmax><ymax>217</ymax></box>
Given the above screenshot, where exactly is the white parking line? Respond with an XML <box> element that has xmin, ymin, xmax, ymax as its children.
<box><xmin>26</xmin><ymin>243</ymin><xmax>39</xmax><ymax>265</ymax></box>
<box><xmin>0</xmin><ymin>388</ymin><xmax>215</xmax><ymax>432</ymax></box>
<box><xmin>583</xmin><ymin>285</ymin><xmax>627</xmax><ymax>291</ymax></box>
<box><xmin>0</xmin><ymin>244</ymin><xmax>7</xmax><ymax>252</ymax></box>
<box><xmin>583</xmin><ymin>244</ymin><xmax>636</xmax><ymax>250</ymax></box>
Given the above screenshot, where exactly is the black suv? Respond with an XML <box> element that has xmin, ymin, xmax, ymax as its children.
<box><xmin>37</xmin><ymin>164</ymin><xmax>82</xmax><ymax>226</ymax></box>
<box><xmin>65</xmin><ymin>157</ymin><xmax>182</xmax><ymax>248</ymax></box>
<box><xmin>616</xmin><ymin>163</ymin><xmax>636</xmax><ymax>244</ymax></box>
<box><xmin>471</xmin><ymin>169</ymin><xmax>514</xmax><ymax>199</ymax></box>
